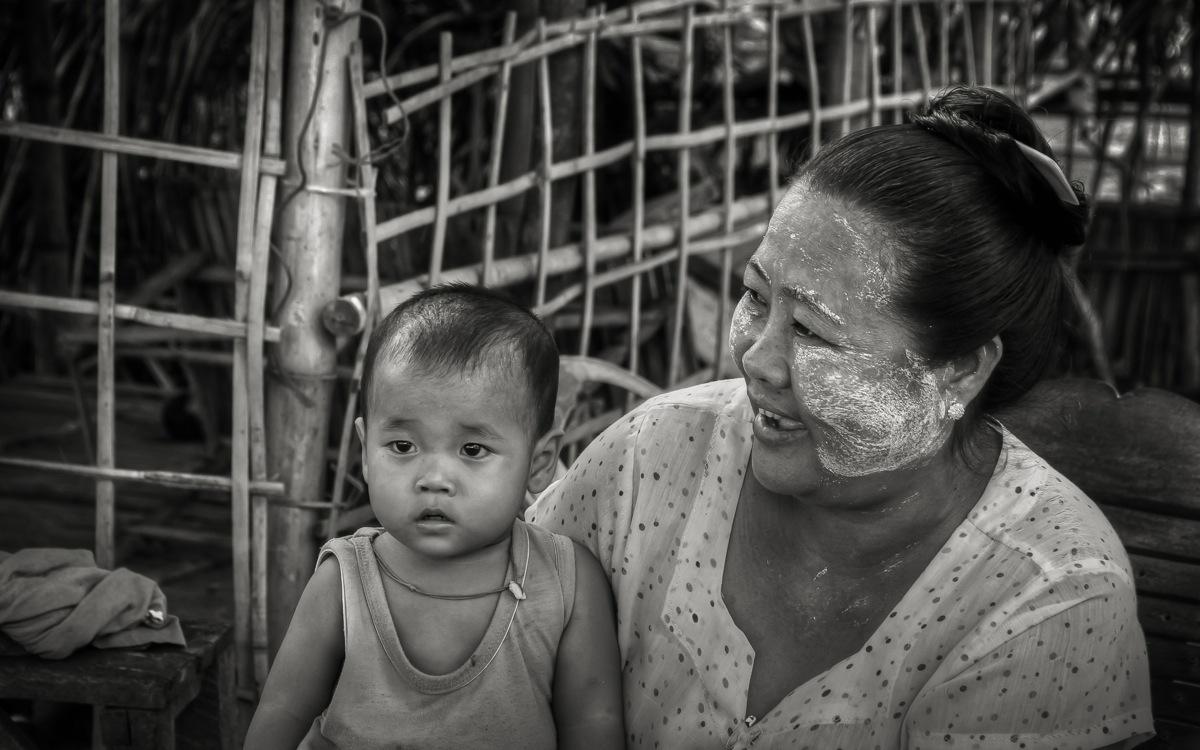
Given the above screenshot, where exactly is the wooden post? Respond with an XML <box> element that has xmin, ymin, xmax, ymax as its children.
<box><xmin>266</xmin><ymin>0</ymin><xmax>360</xmax><ymax>655</ymax></box>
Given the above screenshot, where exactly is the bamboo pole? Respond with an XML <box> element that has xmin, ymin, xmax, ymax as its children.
<box><xmin>911</xmin><ymin>4</ymin><xmax>933</xmax><ymax>95</ymax></box>
<box><xmin>0</xmin><ymin>291</ymin><xmax>281</xmax><ymax>341</ymax></box>
<box><xmin>579</xmin><ymin>9</ymin><xmax>600</xmax><ymax>355</ymax></box>
<box><xmin>892</xmin><ymin>0</ymin><xmax>902</xmax><ymax>124</ymax></box>
<box><xmin>802</xmin><ymin>12</ymin><xmax>821</xmax><ymax>156</ymax></box>
<box><xmin>429</xmin><ymin>33</ymin><xmax>453</xmax><ymax>286</ymax></box>
<box><xmin>715</xmin><ymin>1</ymin><xmax>736</xmax><ymax>377</ymax></box>
<box><xmin>629</xmin><ymin>5</ymin><xmax>647</xmax><ymax>387</ymax></box>
<box><xmin>767</xmin><ymin>3</ymin><xmax>780</xmax><ymax>204</ymax></box>
<box><xmin>0</xmin><ymin>456</ymin><xmax>285</xmax><ymax>496</ymax></box>
<box><xmin>961</xmin><ymin>0</ymin><xmax>977</xmax><ymax>84</ymax></box>
<box><xmin>95</xmin><ymin>0</ymin><xmax>120</xmax><ymax>570</ymax></box>
<box><xmin>667</xmin><ymin>5</ymin><xmax>695</xmax><ymax>385</ymax></box>
<box><xmin>982</xmin><ymin>0</ymin><xmax>993</xmax><ymax>85</ymax></box>
<box><xmin>327</xmin><ymin>192</ymin><xmax>774</xmax><ymax>337</ymax></box>
<box><xmin>536</xmin><ymin>19</ymin><xmax>553</xmax><ymax>307</ymax></box>
<box><xmin>266</xmin><ymin>0</ymin><xmax>359</xmax><ymax>657</ymax></box>
<box><xmin>328</xmin><ymin>41</ymin><xmax>380</xmax><ymax>546</ymax></box>
<box><xmin>250</xmin><ymin>0</ymin><xmax>285</xmax><ymax>689</ymax></box>
<box><xmin>867</xmin><ymin>6</ymin><xmax>880</xmax><ymax>126</ymax></box>
<box><xmin>482</xmin><ymin>13</ymin><xmax>518</xmax><ymax>287</ymax></box>
<box><xmin>938</xmin><ymin>0</ymin><xmax>949</xmax><ymax>85</ymax></box>
<box><xmin>0</xmin><ymin>121</ymin><xmax>287</xmax><ymax>175</ymax></box>
<box><xmin>230</xmin><ymin>0</ymin><xmax>270</xmax><ymax>696</ymax></box>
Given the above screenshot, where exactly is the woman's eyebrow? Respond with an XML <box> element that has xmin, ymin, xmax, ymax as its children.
<box><xmin>781</xmin><ymin>284</ymin><xmax>846</xmax><ymax>327</ymax></box>
<box><xmin>748</xmin><ymin>258</ymin><xmax>845</xmax><ymax>327</ymax></box>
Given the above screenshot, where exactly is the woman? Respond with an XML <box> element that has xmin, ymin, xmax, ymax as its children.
<box><xmin>528</xmin><ymin>87</ymin><xmax>1152</xmax><ymax>750</ymax></box>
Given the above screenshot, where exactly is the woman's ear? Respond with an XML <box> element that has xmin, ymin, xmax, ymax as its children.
<box><xmin>355</xmin><ymin>416</ymin><xmax>369</xmax><ymax>485</ymax></box>
<box><xmin>526</xmin><ymin>428</ymin><xmax>565</xmax><ymax>496</ymax></box>
<box><xmin>942</xmin><ymin>335</ymin><xmax>1003</xmax><ymax>411</ymax></box>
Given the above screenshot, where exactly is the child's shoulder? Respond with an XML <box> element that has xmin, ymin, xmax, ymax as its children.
<box><xmin>317</xmin><ymin>526</ymin><xmax>386</xmax><ymax>567</ymax></box>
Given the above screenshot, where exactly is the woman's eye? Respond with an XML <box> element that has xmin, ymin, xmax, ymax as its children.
<box><xmin>792</xmin><ymin>320</ymin><xmax>820</xmax><ymax>340</ymax></box>
<box><xmin>387</xmin><ymin>440</ymin><xmax>416</xmax><ymax>455</ymax></box>
<box><xmin>461</xmin><ymin>443</ymin><xmax>491</xmax><ymax>459</ymax></box>
<box><xmin>743</xmin><ymin>286</ymin><xmax>767</xmax><ymax>306</ymax></box>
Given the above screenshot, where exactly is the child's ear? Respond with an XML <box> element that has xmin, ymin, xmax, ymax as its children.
<box><xmin>526</xmin><ymin>428</ymin><xmax>564</xmax><ymax>496</ymax></box>
<box><xmin>355</xmin><ymin>416</ymin><xmax>369</xmax><ymax>485</ymax></box>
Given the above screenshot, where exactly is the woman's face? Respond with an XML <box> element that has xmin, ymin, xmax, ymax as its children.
<box><xmin>730</xmin><ymin>186</ymin><xmax>954</xmax><ymax>496</ymax></box>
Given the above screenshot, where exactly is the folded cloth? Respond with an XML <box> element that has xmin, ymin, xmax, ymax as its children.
<box><xmin>0</xmin><ymin>548</ymin><xmax>186</xmax><ymax>659</ymax></box>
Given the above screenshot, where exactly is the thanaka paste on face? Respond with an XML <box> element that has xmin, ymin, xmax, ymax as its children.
<box><xmin>738</xmin><ymin>187</ymin><xmax>951</xmax><ymax>478</ymax></box>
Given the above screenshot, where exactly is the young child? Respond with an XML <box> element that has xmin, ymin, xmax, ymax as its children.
<box><xmin>246</xmin><ymin>284</ymin><xmax>624</xmax><ymax>749</ymax></box>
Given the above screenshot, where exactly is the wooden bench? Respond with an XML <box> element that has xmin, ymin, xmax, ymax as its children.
<box><xmin>1000</xmin><ymin>378</ymin><xmax>1200</xmax><ymax>750</ymax></box>
<box><xmin>0</xmin><ymin>620</ymin><xmax>237</xmax><ymax>749</ymax></box>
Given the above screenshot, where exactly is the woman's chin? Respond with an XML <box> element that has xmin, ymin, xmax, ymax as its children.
<box><xmin>749</xmin><ymin>441</ymin><xmax>822</xmax><ymax>498</ymax></box>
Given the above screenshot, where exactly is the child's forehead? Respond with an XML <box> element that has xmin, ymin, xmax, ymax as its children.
<box><xmin>369</xmin><ymin>356</ymin><xmax>538</xmax><ymax>429</ymax></box>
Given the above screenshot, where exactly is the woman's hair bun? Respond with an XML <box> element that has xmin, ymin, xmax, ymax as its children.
<box><xmin>909</xmin><ymin>87</ymin><xmax>1089</xmax><ymax>252</ymax></box>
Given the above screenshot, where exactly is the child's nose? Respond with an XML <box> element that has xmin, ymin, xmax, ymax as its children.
<box><xmin>415</xmin><ymin>461</ymin><xmax>455</xmax><ymax>495</ymax></box>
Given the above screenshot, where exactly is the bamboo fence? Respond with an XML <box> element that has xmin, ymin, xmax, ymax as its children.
<box><xmin>0</xmin><ymin>0</ymin><xmax>283</xmax><ymax>702</ymax></box>
<box><xmin>2</xmin><ymin>0</ymin><xmax>1188</xmax><ymax>697</ymax></box>
<box><xmin>319</xmin><ymin>0</ymin><xmax>1082</xmax><ymax>539</ymax></box>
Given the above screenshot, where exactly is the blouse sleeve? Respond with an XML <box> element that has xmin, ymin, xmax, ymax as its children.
<box><xmin>527</xmin><ymin>409</ymin><xmax>647</xmax><ymax>580</ymax></box>
<box><xmin>906</xmin><ymin>582</ymin><xmax>1154</xmax><ymax>750</ymax></box>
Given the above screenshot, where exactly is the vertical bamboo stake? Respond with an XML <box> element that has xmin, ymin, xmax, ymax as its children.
<box><xmin>250</xmin><ymin>0</ymin><xmax>285</xmax><ymax>687</ymax></box>
<box><xmin>267</xmin><ymin>0</ymin><xmax>359</xmax><ymax>655</ymax></box>
<box><xmin>802</xmin><ymin>11</ymin><xmax>821</xmax><ymax>157</ymax></box>
<box><xmin>892</xmin><ymin>0</ymin><xmax>903</xmax><ymax>124</ymax></box>
<box><xmin>231</xmin><ymin>0</ymin><xmax>270</xmax><ymax>692</ymax></box>
<box><xmin>961</xmin><ymin>0</ymin><xmax>977</xmax><ymax>84</ymax></box>
<box><xmin>938</xmin><ymin>0</ymin><xmax>950</xmax><ymax>86</ymax></box>
<box><xmin>579</xmin><ymin>9</ymin><xmax>599</xmax><ymax>356</ymax></box>
<box><xmin>629</xmin><ymin>5</ymin><xmax>646</xmax><ymax>392</ymax></box>
<box><xmin>328</xmin><ymin>42</ymin><xmax>379</xmax><ymax>544</ymax></box>
<box><xmin>767</xmin><ymin>2</ymin><xmax>780</xmax><ymax>206</ymax></box>
<box><xmin>430</xmin><ymin>33</ymin><xmax>453</xmax><ymax>286</ymax></box>
<box><xmin>867</xmin><ymin>6</ymin><xmax>880</xmax><ymax>127</ymax></box>
<box><xmin>715</xmin><ymin>1</ymin><xmax>735</xmax><ymax>378</ymax></box>
<box><xmin>838</xmin><ymin>0</ymin><xmax>853</xmax><ymax>138</ymax></box>
<box><xmin>668</xmin><ymin>4</ymin><xmax>695</xmax><ymax>385</ymax></box>
<box><xmin>982</xmin><ymin>0</ymin><xmax>995</xmax><ymax>85</ymax></box>
<box><xmin>95</xmin><ymin>0</ymin><xmax>119</xmax><ymax>570</ymax></box>
<box><xmin>911</xmin><ymin>5</ymin><xmax>933</xmax><ymax>98</ymax></box>
<box><xmin>481</xmin><ymin>13</ymin><xmax>518</xmax><ymax>288</ymax></box>
<box><xmin>536</xmin><ymin>19</ymin><xmax>553</xmax><ymax>308</ymax></box>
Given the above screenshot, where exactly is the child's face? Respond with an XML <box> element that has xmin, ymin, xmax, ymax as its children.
<box><xmin>355</xmin><ymin>359</ymin><xmax>551</xmax><ymax>561</ymax></box>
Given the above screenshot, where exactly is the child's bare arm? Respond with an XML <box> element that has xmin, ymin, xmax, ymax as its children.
<box><xmin>244</xmin><ymin>557</ymin><xmax>344</xmax><ymax>750</ymax></box>
<box><xmin>551</xmin><ymin>541</ymin><xmax>625</xmax><ymax>749</ymax></box>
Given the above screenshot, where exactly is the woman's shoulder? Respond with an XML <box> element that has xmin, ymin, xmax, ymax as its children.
<box><xmin>630</xmin><ymin>378</ymin><xmax>749</xmax><ymax>423</ymax></box>
<box><xmin>969</xmin><ymin>429</ymin><xmax>1134</xmax><ymax>583</ymax></box>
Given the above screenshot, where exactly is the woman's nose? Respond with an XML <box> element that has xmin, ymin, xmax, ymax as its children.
<box><xmin>738</xmin><ymin>322</ymin><xmax>790</xmax><ymax>389</ymax></box>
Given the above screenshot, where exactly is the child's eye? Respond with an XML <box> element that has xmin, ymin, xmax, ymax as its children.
<box><xmin>461</xmin><ymin>443</ymin><xmax>491</xmax><ymax>459</ymax></box>
<box><xmin>387</xmin><ymin>440</ymin><xmax>416</xmax><ymax>455</ymax></box>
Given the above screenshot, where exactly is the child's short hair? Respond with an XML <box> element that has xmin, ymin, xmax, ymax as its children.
<box><xmin>360</xmin><ymin>283</ymin><xmax>560</xmax><ymax>436</ymax></box>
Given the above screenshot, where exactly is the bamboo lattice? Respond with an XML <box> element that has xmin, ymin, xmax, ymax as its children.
<box><xmin>322</xmin><ymin>0</ymin><xmax>1075</xmax><ymax>536</ymax></box>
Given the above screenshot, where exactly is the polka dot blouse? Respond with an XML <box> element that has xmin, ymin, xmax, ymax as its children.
<box><xmin>528</xmin><ymin>379</ymin><xmax>1153</xmax><ymax>750</ymax></box>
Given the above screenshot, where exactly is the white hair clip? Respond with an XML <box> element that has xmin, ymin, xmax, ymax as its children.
<box><xmin>1015</xmin><ymin>141</ymin><xmax>1080</xmax><ymax>206</ymax></box>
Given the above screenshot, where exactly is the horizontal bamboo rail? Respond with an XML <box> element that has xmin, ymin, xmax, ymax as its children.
<box><xmin>0</xmin><ymin>121</ymin><xmax>287</xmax><ymax>176</ymax></box>
<box><xmin>367</xmin><ymin>0</ymin><xmax>1013</xmax><ymax>103</ymax></box>
<box><xmin>324</xmin><ymin>192</ymin><xmax>772</xmax><ymax>336</ymax></box>
<box><xmin>0</xmin><ymin>456</ymin><xmax>286</xmax><ymax>496</ymax></box>
<box><xmin>0</xmin><ymin>290</ymin><xmax>281</xmax><ymax>342</ymax></box>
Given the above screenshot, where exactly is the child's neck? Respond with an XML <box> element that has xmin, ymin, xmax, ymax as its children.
<box><xmin>377</xmin><ymin>531</ymin><xmax>513</xmax><ymax>596</ymax></box>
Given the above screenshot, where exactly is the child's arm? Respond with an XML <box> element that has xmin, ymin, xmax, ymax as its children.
<box><xmin>244</xmin><ymin>556</ymin><xmax>344</xmax><ymax>750</ymax></box>
<box><xmin>551</xmin><ymin>541</ymin><xmax>625</xmax><ymax>749</ymax></box>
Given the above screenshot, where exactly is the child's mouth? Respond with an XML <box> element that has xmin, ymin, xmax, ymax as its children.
<box><xmin>417</xmin><ymin>510</ymin><xmax>451</xmax><ymax>522</ymax></box>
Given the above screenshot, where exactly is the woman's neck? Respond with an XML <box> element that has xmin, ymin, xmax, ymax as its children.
<box><xmin>747</xmin><ymin>429</ymin><xmax>1002</xmax><ymax>574</ymax></box>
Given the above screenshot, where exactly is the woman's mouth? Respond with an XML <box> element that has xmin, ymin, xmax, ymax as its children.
<box><xmin>752</xmin><ymin>407</ymin><xmax>808</xmax><ymax>444</ymax></box>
